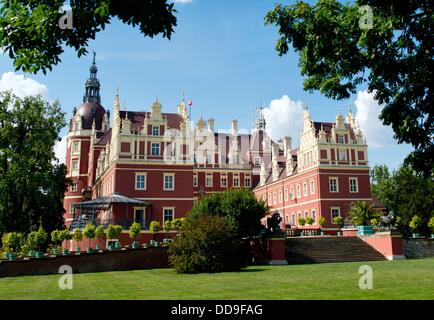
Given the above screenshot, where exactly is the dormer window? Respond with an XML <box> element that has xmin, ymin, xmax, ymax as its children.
<box><xmin>152</xmin><ymin>126</ymin><xmax>160</xmax><ymax>136</ymax></box>
<box><xmin>338</xmin><ymin>134</ymin><xmax>345</xmax><ymax>144</ymax></box>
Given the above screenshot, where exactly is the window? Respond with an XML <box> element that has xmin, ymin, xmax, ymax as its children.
<box><xmin>71</xmin><ymin>159</ymin><xmax>79</xmax><ymax>171</ymax></box>
<box><xmin>135</xmin><ymin>174</ymin><xmax>146</xmax><ymax>190</ymax></box>
<box><xmin>152</xmin><ymin>126</ymin><xmax>160</xmax><ymax>136</ymax></box>
<box><xmin>193</xmin><ymin>174</ymin><xmax>198</xmax><ymax>187</ymax></box>
<box><xmin>291</xmin><ymin>214</ymin><xmax>296</xmax><ymax>225</ymax></box>
<box><xmin>254</xmin><ymin>157</ymin><xmax>260</xmax><ymax>166</ymax></box>
<box><xmin>310</xmin><ymin>180</ymin><xmax>315</xmax><ymax>195</ymax></box>
<box><xmin>163</xmin><ymin>208</ymin><xmax>174</xmax><ymax>222</ymax></box>
<box><xmin>304</xmin><ymin>210</ymin><xmax>309</xmax><ymax>219</ymax></box>
<box><xmin>233</xmin><ymin>175</ymin><xmax>240</xmax><ymax>187</ymax></box>
<box><xmin>312</xmin><ymin>210</ymin><xmax>316</xmax><ymax>224</ymax></box>
<box><xmin>303</xmin><ymin>182</ymin><xmax>308</xmax><ymax>196</ymax></box>
<box><xmin>268</xmin><ymin>194</ymin><xmax>272</xmax><ymax>205</ymax></box>
<box><xmin>331</xmin><ymin>207</ymin><xmax>341</xmax><ymax>221</ymax></box>
<box><xmin>221</xmin><ymin>175</ymin><xmax>228</xmax><ymax>187</ymax></box>
<box><xmin>285</xmin><ymin>214</ymin><xmax>290</xmax><ymax>223</ymax></box>
<box><xmin>290</xmin><ymin>186</ymin><xmax>295</xmax><ymax>200</ymax></box>
<box><xmin>338</xmin><ymin>134</ymin><xmax>345</xmax><ymax>144</ymax></box>
<box><xmin>69</xmin><ymin>204</ymin><xmax>75</xmax><ymax>216</ymax></box>
<box><xmin>278</xmin><ymin>190</ymin><xmax>283</xmax><ymax>203</ymax></box>
<box><xmin>151</xmin><ymin>143</ymin><xmax>160</xmax><ymax>156</ymax></box>
<box><xmin>349</xmin><ymin>177</ymin><xmax>359</xmax><ymax>193</ymax></box>
<box><xmin>338</xmin><ymin>149</ymin><xmax>347</xmax><ymax>161</ymax></box>
<box><xmin>72</xmin><ymin>141</ymin><xmax>80</xmax><ymax>153</ymax></box>
<box><xmin>164</xmin><ymin>174</ymin><xmax>174</xmax><ymax>190</ymax></box>
<box><xmin>273</xmin><ymin>192</ymin><xmax>277</xmax><ymax>204</ymax></box>
<box><xmin>296</xmin><ymin>185</ymin><xmax>301</xmax><ymax>198</ymax></box>
<box><xmin>205</xmin><ymin>174</ymin><xmax>213</xmax><ymax>187</ymax></box>
<box><xmin>244</xmin><ymin>176</ymin><xmax>251</xmax><ymax>187</ymax></box>
<box><xmin>70</xmin><ymin>182</ymin><xmax>77</xmax><ymax>192</ymax></box>
<box><xmin>329</xmin><ymin>177</ymin><xmax>339</xmax><ymax>192</ymax></box>
<box><xmin>284</xmin><ymin>188</ymin><xmax>288</xmax><ymax>201</ymax></box>
<box><xmin>297</xmin><ymin>212</ymin><xmax>302</xmax><ymax>221</ymax></box>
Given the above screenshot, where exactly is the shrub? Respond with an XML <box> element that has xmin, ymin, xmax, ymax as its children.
<box><xmin>149</xmin><ymin>221</ymin><xmax>161</xmax><ymax>233</ymax></box>
<box><xmin>409</xmin><ymin>215</ymin><xmax>423</xmax><ymax>232</ymax></box>
<box><xmin>171</xmin><ymin>218</ymin><xmax>184</xmax><ymax>231</ymax></box>
<box><xmin>50</xmin><ymin>230</ymin><xmax>62</xmax><ymax>247</ymax></box>
<box><xmin>83</xmin><ymin>224</ymin><xmax>96</xmax><ymax>248</ymax></box>
<box><xmin>348</xmin><ymin>201</ymin><xmax>380</xmax><ymax>226</ymax></box>
<box><xmin>169</xmin><ymin>215</ymin><xmax>243</xmax><ymax>273</ymax></box>
<box><xmin>2</xmin><ymin>232</ymin><xmax>25</xmax><ymax>254</ymax></box>
<box><xmin>305</xmin><ymin>217</ymin><xmax>315</xmax><ymax>225</ymax></box>
<box><xmin>370</xmin><ymin>218</ymin><xmax>379</xmax><ymax>227</ymax></box>
<box><xmin>298</xmin><ymin>218</ymin><xmax>306</xmax><ymax>226</ymax></box>
<box><xmin>95</xmin><ymin>225</ymin><xmax>105</xmax><ymax>240</ymax></box>
<box><xmin>106</xmin><ymin>225</ymin><xmax>123</xmax><ymax>239</ymax></box>
<box><xmin>72</xmin><ymin>228</ymin><xmax>83</xmax><ymax>243</ymax></box>
<box><xmin>129</xmin><ymin>222</ymin><xmax>141</xmax><ymax>241</ymax></box>
<box><xmin>163</xmin><ymin>220</ymin><xmax>173</xmax><ymax>231</ymax></box>
<box><xmin>318</xmin><ymin>216</ymin><xmax>327</xmax><ymax>228</ymax></box>
<box><xmin>333</xmin><ymin>216</ymin><xmax>343</xmax><ymax>226</ymax></box>
<box><xmin>27</xmin><ymin>226</ymin><xmax>48</xmax><ymax>252</ymax></box>
<box><xmin>428</xmin><ymin>216</ymin><xmax>434</xmax><ymax>232</ymax></box>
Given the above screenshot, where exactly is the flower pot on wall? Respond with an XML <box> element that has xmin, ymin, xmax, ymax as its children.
<box><xmin>52</xmin><ymin>248</ymin><xmax>59</xmax><ymax>256</ymax></box>
<box><xmin>35</xmin><ymin>252</ymin><xmax>44</xmax><ymax>258</ymax></box>
<box><xmin>8</xmin><ymin>253</ymin><xmax>16</xmax><ymax>261</ymax></box>
<box><xmin>95</xmin><ymin>244</ymin><xmax>101</xmax><ymax>251</ymax></box>
<box><xmin>132</xmin><ymin>241</ymin><xmax>139</xmax><ymax>249</ymax></box>
<box><xmin>357</xmin><ymin>225</ymin><xmax>375</xmax><ymax>236</ymax></box>
<box><xmin>337</xmin><ymin>231</ymin><xmax>343</xmax><ymax>236</ymax></box>
<box><xmin>320</xmin><ymin>231</ymin><xmax>325</xmax><ymax>236</ymax></box>
<box><xmin>75</xmin><ymin>246</ymin><xmax>80</xmax><ymax>253</ymax></box>
<box><xmin>62</xmin><ymin>249</ymin><xmax>69</xmax><ymax>256</ymax></box>
<box><xmin>412</xmin><ymin>233</ymin><xmax>420</xmax><ymax>238</ymax></box>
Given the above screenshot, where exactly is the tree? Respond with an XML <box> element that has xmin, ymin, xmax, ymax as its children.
<box><xmin>129</xmin><ymin>222</ymin><xmax>141</xmax><ymax>244</ymax></box>
<box><xmin>348</xmin><ymin>201</ymin><xmax>380</xmax><ymax>226</ymax></box>
<box><xmin>83</xmin><ymin>223</ymin><xmax>96</xmax><ymax>249</ymax></box>
<box><xmin>305</xmin><ymin>217</ymin><xmax>315</xmax><ymax>225</ymax></box>
<box><xmin>0</xmin><ymin>0</ymin><xmax>177</xmax><ymax>74</ymax></box>
<box><xmin>1</xmin><ymin>232</ymin><xmax>24</xmax><ymax>254</ymax></box>
<box><xmin>95</xmin><ymin>225</ymin><xmax>105</xmax><ymax>242</ymax></box>
<box><xmin>188</xmin><ymin>188</ymin><xmax>268</xmax><ymax>238</ymax></box>
<box><xmin>318</xmin><ymin>216</ymin><xmax>327</xmax><ymax>229</ymax></box>
<box><xmin>27</xmin><ymin>226</ymin><xmax>48</xmax><ymax>252</ymax></box>
<box><xmin>0</xmin><ymin>92</ymin><xmax>67</xmax><ymax>236</ymax></box>
<box><xmin>72</xmin><ymin>228</ymin><xmax>83</xmax><ymax>249</ymax></box>
<box><xmin>265</xmin><ymin>0</ymin><xmax>434</xmax><ymax>176</ymax></box>
<box><xmin>163</xmin><ymin>220</ymin><xmax>173</xmax><ymax>232</ymax></box>
<box><xmin>169</xmin><ymin>215</ymin><xmax>243</xmax><ymax>274</ymax></box>
<box><xmin>371</xmin><ymin>164</ymin><xmax>434</xmax><ymax>236</ymax></box>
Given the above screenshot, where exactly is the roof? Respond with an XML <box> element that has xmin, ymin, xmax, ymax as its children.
<box><xmin>119</xmin><ymin>111</ymin><xmax>182</xmax><ymax>131</ymax></box>
<box><xmin>95</xmin><ymin>128</ymin><xmax>112</xmax><ymax>146</ymax></box>
<box><xmin>313</xmin><ymin>122</ymin><xmax>357</xmax><ymax>141</ymax></box>
<box><xmin>74</xmin><ymin>102</ymin><xmax>107</xmax><ymax>130</ymax></box>
<box><xmin>73</xmin><ymin>193</ymin><xmax>148</xmax><ymax>209</ymax></box>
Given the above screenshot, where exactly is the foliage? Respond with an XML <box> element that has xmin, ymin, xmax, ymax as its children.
<box><xmin>59</xmin><ymin>229</ymin><xmax>72</xmax><ymax>241</ymax></box>
<box><xmin>171</xmin><ymin>218</ymin><xmax>185</xmax><ymax>231</ymax></box>
<box><xmin>50</xmin><ymin>230</ymin><xmax>62</xmax><ymax>245</ymax></box>
<box><xmin>169</xmin><ymin>215</ymin><xmax>243</xmax><ymax>274</ymax></box>
<box><xmin>318</xmin><ymin>216</ymin><xmax>327</xmax><ymax>228</ymax></box>
<box><xmin>106</xmin><ymin>225</ymin><xmax>122</xmax><ymax>239</ymax></box>
<box><xmin>265</xmin><ymin>0</ymin><xmax>434</xmax><ymax>175</ymax></box>
<box><xmin>298</xmin><ymin>218</ymin><xmax>306</xmax><ymax>226</ymax></box>
<box><xmin>370</xmin><ymin>218</ymin><xmax>379</xmax><ymax>227</ymax></box>
<box><xmin>188</xmin><ymin>188</ymin><xmax>268</xmax><ymax>238</ymax></box>
<box><xmin>149</xmin><ymin>221</ymin><xmax>161</xmax><ymax>234</ymax></box>
<box><xmin>409</xmin><ymin>216</ymin><xmax>423</xmax><ymax>232</ymax></box>
<box><xmin>95</xmin><ymin>226</ymin><xmax>105</xmax><ymax>240</ymax></box>
<box><xmin>1</xmin><ymin>232</ymin><xmax>24</xmax><ymax>253</ymax></box>
<box><xmin>163</xmin><ymin>220</ymin><xmax>173</xmax><ymax>232</ymax></box>
<box><xmin>129</xmin><ymin>222</ymin><xmax>141</xmax><ymax>240</ymax></box>
<box><xmin>348</xmin><ymin>201</ymin><xmax>380</xmax><ymax>226</ymax></box>
<box><xmin>27</xmin><ymin>226</ymin><xmax>48</xmax><ymax>251</ymax></box>
<box><xmin>305</xmin><ymin>217</ymin><xmax>315</xmax><ymax>225</ymax></box>
<box><xmin>72</xmin><ymin>229</ymin><xmax>83</xmax><ymax>243</ymax></box>
<box><xmin>333</xmin><ymin>216</ymin><xmax>343</xmax><ymax>226</ymax></box>
<box><xmin>371</xmin><ymin>164</ymin><xmax>434</xmax><ymax>236</ymax></box>
<box><xmin>0</xmin><ymin>0</ymin><xmax>177</xmax><ymax>74</ymax></box>
<box><xmin>0</xmin><ymin>92</ymin><xmax>67</xmax><ymax>236</ymax></box>
<box><xmin>83</xmin><ymin>224</ymin><xmax>96</xmax><ymax>240</ymax></box>
<box><xmin>428</xmin><ymin>217</ymin><xmax>434</xmax><ymax>232</ymax></box>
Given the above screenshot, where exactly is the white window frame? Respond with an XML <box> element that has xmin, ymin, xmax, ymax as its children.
<box><xmin>338</xmin><ymin>134</ymin><xmax>345</xmax><ymax>144</ymax></box>
<box><xmin>70</xmin><ymin>182</ymin><xmax>78</xmax><ymax>192</ymax></box>
<box><xmin>244</xmin><ymin>175</ymin><xmax>251</xmax><ymax>188</ymax></box>
<box><xmin>205</xmin><ymin>173</ymin><xmax>213</xmax><ymax>188</ymax></box>
<box><xmin>163</xmin><ymin>207</ymin><xmax>175</xmax><ymax>223</ymax></box>
<box><xmin>331</xmin><ymin>207</ymin><xmax>341</xmax><ymax>222</ymax></box>
<box><xmin>152</xmin><ymin>125</ymin><xmax>160</xmax><ymax>136</ymax></box>
<box><xmin>296</xmin><ymin>185</ymin><xmax>301</xmax><ymax>198</ymax></box>
<box><xmin>151</xmin><ymin>143</ymin><xmax>160</xmax><ymax>156</ymax></box>
<box><xmin>303</xmin><ymin>182</ymin><xmax>308</xmax><ymax>196</ymax></box>
<box><xmin>349</xmin><ymin>177</ymin><xmax>359</xmax><ymax>193</ymax></box>
<box><xmin>311</xmin><ymin>209</ymin><xmax>317</xmax><ymax>224</ymax></box>
<box><xmin>72</xmin><ymin>140</ymin><xmax>80</xmax><ymax>153</ymax></box>
<box><xmin>329</xmin><ymin>177</ymin><xmax>339</xmax><ymax>193</ymax></box>
<box><xmin>290</xmin><ymin>186</ymin><xmax>295</xmax><ymax>200</ymax></box>
<box><xmin>254</xmin><ymin>156</ymin><xmax>260</xmax><ymax>166</ymax></box>
<box><xmin>233</xmin><ymin>174</ymin><xmax>240</xmax><ymax>187</ymax></box>
<box><xmin>338</xmin><ymin>149</ymin><xmax>347</xmax><ymax>161</ymax></box>
<box><xmin>71</xmin><ymin>159</ymin><xmax>79</xmax><ymax>171</ymax></box>
<box><xmin>220</xmin><ymin>174</ymin><xmax>228</xmax><ymax>187</ymax></box>
<box><xmin>135</xmin><ymin>172</ymin><xmax>147</xmax><ymax>190</ymax></box>
<box><xmin>310</xmin><ymin>180</ymin><xmax>315</xmax><ymax>195</ymax></box>
<box><xmin>193</xmin><ymin>174</ymin><xmax>198</xmax><ymax>187</ymax></box>
<box><xmin>268</xmin><ymin>194</ymin><xmax>272</xmax><ymax>206</ymax></box>
<box><xmin>278</xmin><ymin>190</ymin><xmax>283</xmax><ymax>203</ymax></box>
<box><xmin>284</xmin><ymin>188</ymin><xmax>288</xmax><ymax>201</ymax></box>
<box><xmin>273</xmin><ymin>192</ymin><xmax>277</xmax><ymax>204</ymax></box>
<box><xmin>163</xmin><ymin>173</ymin><xmax>175</xmax><ymax>191</ymax></box>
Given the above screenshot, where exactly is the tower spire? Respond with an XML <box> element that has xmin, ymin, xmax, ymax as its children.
<box><xmin>83</xmin><ymin>51</ymin><xmax>101</xmax><ymax>104</ymax></box>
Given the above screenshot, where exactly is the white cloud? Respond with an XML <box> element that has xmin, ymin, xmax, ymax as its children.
<box><xmin>263</xmin><ymin>95</ymin><xmax>304</xmax><ymax>146</ymax></box>
<box><xmin>54</xmin><ymin>136</ymin><xmax>68</xmax><ymax>164</ymax></box>
<box><xmin>173</xmin><ymin>0</ymin><xmax>193</xmax><ymax>3</ymax></box>
<box><xmin>354</xmin><ymin>90</ymin><xmax>395</xmax><ymax>148</ymax></box>
<box><xmin>0</xmin><ymin>72</ymin><xmax>48</xmax><ymax>99</ymax></box>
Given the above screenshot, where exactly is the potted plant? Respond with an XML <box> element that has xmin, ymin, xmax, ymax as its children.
<box><xmin>318</xmin><ymin>216</ymin><xmax>327</xmax><ymax>236</ymax></box>
<box><xmin>72</xmin><ymin>228</ymin><xmax>83</xmax><ymax>254</ymax></box>
<box><xmin>163</xmin><ymin>220</ymin><xmax>173</xmax><ymax>232</ymax></box>
<box><xmin>60</xmin><ymin>229</ymin><xmax>72</xmax><ymax>255</ymax></box>
<box><xmin>2</xmin><ymin>232</ymin><xmax>24</xmax><ymax>261</ymax></box>
<box><xmin>50</xmin><ymin>230</ymin><xmax>62</xmax><ymax>256</ymax></box>
<box><xmin>94</xmin><ymin>225</ymin><xmax>105</xmax><ymax>250</ymax></box>
<box><xmin>428</xmin><ymin>216</ymin><xmax>434</xmax><ymax>239</ymax></box>
<box><xmin>348</xmin><ymin>201</ymin><xmax>379</xmax><ymax>235</ymax></box>
<box><xmin>333</xmin><ymin>216</ymin><xmax>344</xmax><ymax>236</ymax></box>
<box><xmin>83</xmin><ymin>223</ymin><xmax>96</xmax><ymax>253</ymax></box>
<box><xmin>27</xmin><ymin>226</ymin><xmax>47</xmax><ymax>258</ymax></box>
<box><xmin>129</xmin><ymin>222</ymin><xmax>142</xmax><ymax>249</ymax></box>
<box><xmin>298</xmin><ymin>218</ymin><xmax>306</xmax><ymax>236</ymax></box>
<box><xmin>106</xmin><ymin>225</ymin><xmax>123</xmax><ymax>250</ymax></box>
<box><xmin>409</xmin><ymin>215</ymin><xmax>422</xmax><ymax>238</ymax></box>
<box><xmin>149</xmin><ymin>221</ymin><xmax>161</xmax><ymax>245</ymax></box>
<box><xmin>171</xmin><ymin>218</ymin><xmax>184</xmax><ymax>232</ymax></box>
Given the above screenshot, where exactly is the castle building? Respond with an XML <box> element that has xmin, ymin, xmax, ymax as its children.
<box><xmin>64</xmin><ymin>59</ymin><xmax>372</xmax><ymax>233</ymax></box>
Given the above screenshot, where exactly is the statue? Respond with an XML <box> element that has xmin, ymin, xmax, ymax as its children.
<box><xmin>378</xmin><ymin>211</ymin><xmax>396</xmax><ymax>231</ymax></box>
<box><xmin>266</xmin><ymin>211</ymin><xmax>283</xmax><ymax>236</ymax></box>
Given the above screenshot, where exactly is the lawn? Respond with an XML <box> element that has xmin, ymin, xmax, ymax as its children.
<box><xmin>0</xmin><ymin>258</ymin><xmax>433</xmax><ymax>300</ymax></box>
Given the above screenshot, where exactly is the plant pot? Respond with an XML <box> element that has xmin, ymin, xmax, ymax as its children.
<box><xmin>62</xmin><ymin>249</ymin><xmax>69</xmax><ymax>256</ymax></box>
<box><xmin>154</xmin><ymin>241</ymin><xmax>160</xmax><ymax>247</ymax></box>
<box><xmin>431</xmin><ymin>234</ymin><xmax>434</xmax><ymax>239</ymax></box>
<box><xmin>86</xmin><ymin>248</ymin><xmax>93</xmax><ymax>254</ymax></box>
<box><xmin>337</xmin><ymin>231</ymin><xmax>343</xmax><ymax>236</ymax></box>
<box><xmin>28</xmin><ymin>250</ymin><xmax>35</xmax><ymax>257</ymax></box>
<box><xmin>35</xmin><ymin>252</ymin><xmax>44</xmax><ymax>258</ymax></box>
<box><xmin>320</xmin><ymin>231</ymin><xmax>325</xmax><ymax>236</ymax></box>
<box><xmin>412</xmin><ymin>233</ymin><xmax>420</xmax><ymax>238</ymax></box>
<box><xmin>132</xmin><ymin>241</ymin><xmax>139</xmax><ymax>249</ymax></box>
<box><xmin>75</xmin><ymin>247</ymin><xmax>80</xmax><ymax>253</ymax></box>
<box><xmin>8</xmin><ymin>253</ymin><xmax>17</xmax><ymax>261</ymax></box>
<box><xmin>150</xmin><ymin>240</ymin><xmax>155</xmax><ymax>246</ymax></box>
<box><xmin>115</xmin><ymin>241</ymin><xmax>121</xmax><ymax>249</ymax></box>
<box><xmin>300</xmin><ymin>231</ymin><xmax>304</xmax><ymax>237</ymax></box>
<box><xmin>52</xmin><ymin>248</ymin><xmax>59</xmax><ymax>256</ymax></box>
<box><xmin>95</xmin><ymin>244</ymin><xmax>101</xmax><ymax>250</ymax></box>
<box><xmin>357</xmin><ymin>225</ymin><xmax>375</xmax><ymax>236</ymax></box>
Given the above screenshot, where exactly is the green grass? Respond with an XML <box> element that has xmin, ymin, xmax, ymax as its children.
<box><xmin>0</xmin><ymin>258</ymin><xmax>433</xmax><ymax>300</ymax></box>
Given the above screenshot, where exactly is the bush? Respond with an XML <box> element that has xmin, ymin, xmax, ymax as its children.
<box><xmin>348</xmin><ymin>201</ymin><xmax>380</xmax><ymax>226</ymax></box>
<box><xmin>50</xmin><ymin>230</ymin><xmax>62</xmax><ymax>247</ymax></box>
<box><xmin>305</xmin><ymin>217</ymin><xmax>314</xmax><ymax>225</ymax></box>
<box><xmin>163</xmin><ymin>220</ymin><xmax>173</xmax><ymax>231</ymax></box>
<box><xmin>129</xmin><ymin>222</ymin><xmax>141</xmax><ymax>241</ymax></box>
<box><xmin>149</xmin><ymin>221</ymin><xmax>161</xmax><ymax>233</ymax></box>
<box><xmin>106</xmin><ymin>225</ymin><xmax>123</xmax><ymax>239</ymax></box>
<box><xmin>298</xmin><ymin>218</ymin><xmax>306</xmax><ymax>226</ymax></box>
<box><xmin>171</xmin><ymin>218</ymin><xmax>184</xmax><ymax>231</ymax></box>
<box><xmin>95</xmin><ymin>225</ymin><xmax>105</xmax><ymax>240</ymax></box>
<box><xmin>27</xmin><ymin>226</ymin><xmax>48</xmax><ymax>252</ymax></box>
<box><xmin>2</xmin><ymin>232</ymin><xmax>25</xmax><ymax>254</ymax></box>
<box><xmin>188</xmin><ymin>188</ymin><xmax>267</xmax><ymax>238</ymax></box>
<box><xmin>428</xmin><ymin>216</ymin><xmax>434</xmax><ymax>232</ymax></box>
<box><xmin>409</xmin><ymin>215</ymin><xmax>423</xmax><ymax>232</ymax></box>
<box><xmin>169</xmin><ymin>215</ymin><xmax>243</xmax><ymax>273</ymax></box>
<box><xmin>333</xmin><ymin>216</ymin><xmax>343</xmax><ymax>226</ymax></box>
<box><xmin>318</xmin><ymin>216</ymin><xmax>327</xmax><ymax>228</ymax></box>
<box><xmin>83</xmin><ymin>223</ymin><xmax>96</xmax><ymax>248</ymax></box>
<box><xmin>72</xmin><ymin>228</ymin><xmax>83</xmax><ymax>243</ymax></box>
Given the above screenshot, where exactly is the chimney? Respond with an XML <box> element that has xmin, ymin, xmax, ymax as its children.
<box><xmin>231</xmin><ymin>119</ymin><xmax>238</xmax><ymax>136</ymax></box>
<box><xmin>260</xmin><ymin>158</ymin><xmax>267</xmax><ymax>187</ymax></box>
<box><xmin>272</xmin><ymin>143</ymin><xmax>280</xmax><ymax>181</ymax></box>
<box><xmin>283</xmin><ymin>136</ymin><xmax>292</xmax><ymax>157</ymax></box>
<box><xmin>208</xmin><ymin>118</ymin><xmax>215</xmax><ymax>132</ymax></box>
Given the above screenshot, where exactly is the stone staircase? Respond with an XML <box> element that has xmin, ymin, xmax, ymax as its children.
<box><xmin>285</xmin><ymin>236</ymin><xmax>386</xmax><ymax>264</ymax></box>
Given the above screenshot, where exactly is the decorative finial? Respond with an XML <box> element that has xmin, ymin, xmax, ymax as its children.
<box><xmin>116</xmin><ymin>86</ymin><xmax>120</xmax><ymax>97</ymax></box>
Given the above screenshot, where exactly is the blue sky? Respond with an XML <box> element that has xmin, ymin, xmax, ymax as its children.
<box><xmin>0</xmin><ymin>0</ymin><xmax>412</xmax><ymax>170</ymax></box>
